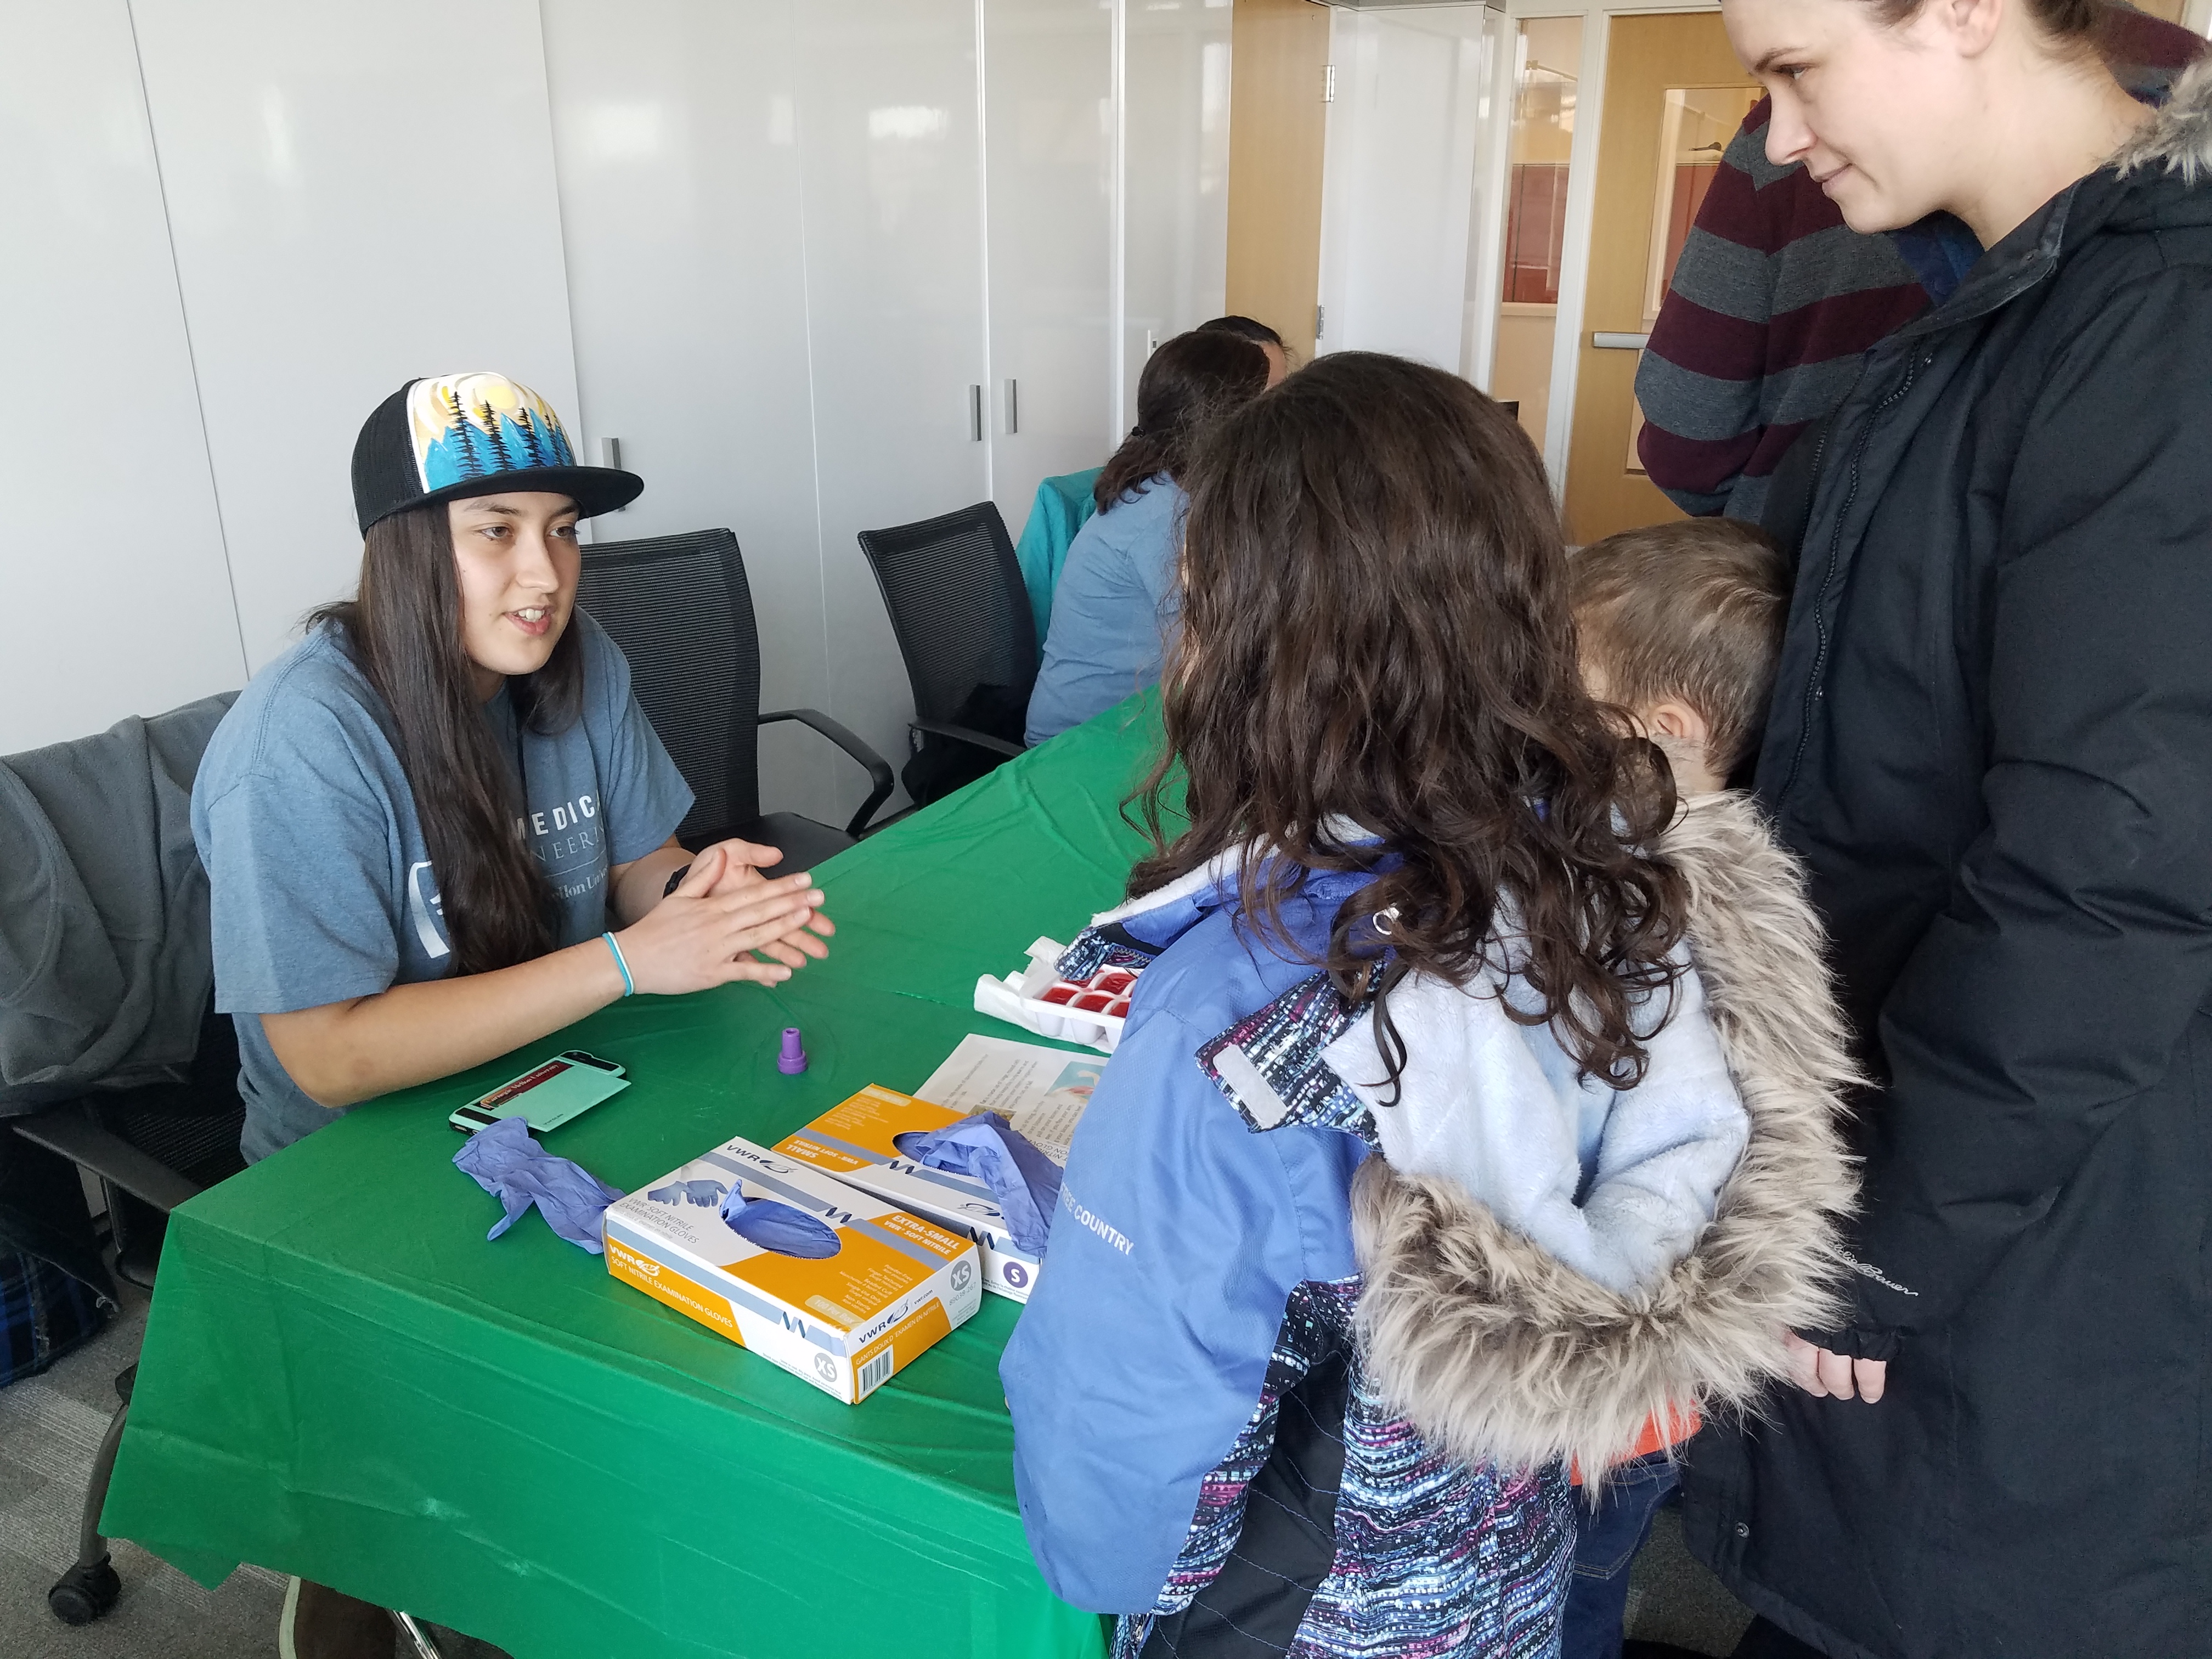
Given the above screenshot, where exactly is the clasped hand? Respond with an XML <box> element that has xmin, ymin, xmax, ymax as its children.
<box><xmin>617</xmin><ymin>839</ymin><xmax>835</xmax><ymax>994</ymax></box>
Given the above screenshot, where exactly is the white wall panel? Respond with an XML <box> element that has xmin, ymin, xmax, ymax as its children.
<box><xmin>129</xmin><ymin>0</ymin><xmax>580</xmax><ymax>672</ymax></box>
<box><xmin>0</xmin><ymin>0</ymin><xmax>245</xmax><ymax>752</ymax></box>
<box><xmin>794</xmin><ymin>0</ymin><xmax>992</xmax><ymax>812</ymax></box>
<box><xmin>540</xmin><ymin>0</ymin><xmax>842</xmax><ymax>825</ymax></box>
<box><xmin>982</xmin><ymin>0</ymin><xmax>1116</xmax><ymax>536</ymax></box>
<box><xmin>1122</xmin><ymin>0</ymin><xmax>1232</xmax><ymax>415</ymax></box>
<box><xmin>1317</xmin><ymin>5</ymin><xmax>1492</xmax><ymax>372</ymax></box>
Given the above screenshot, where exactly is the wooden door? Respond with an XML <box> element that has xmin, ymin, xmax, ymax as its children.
<box><xmin>1562</xmin><ymin>12</ymin><xmax>1757</xmax><ymax>541</ymax></box>
<box><xmin>1226</xmin><ymin>0</ymin><xmax>1331</xmax><ymax>362</ymax></box>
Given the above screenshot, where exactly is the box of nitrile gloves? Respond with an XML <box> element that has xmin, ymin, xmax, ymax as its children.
<box><xmin>772</xmin><ymin>1085</ymin><xmax>1049</xmax><ymax>1303</ymax></box>
<box><xmin>600</xmin><ymin>1135</ymin><xmax>981</xmax><ymax>1403</ymax></box>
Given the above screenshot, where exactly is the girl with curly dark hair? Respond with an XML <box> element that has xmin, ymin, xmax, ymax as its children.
<box><xmin>1001</xmin><ymin>353</ymin><xmax>1857</xmax><ymax>1658</ymax></box>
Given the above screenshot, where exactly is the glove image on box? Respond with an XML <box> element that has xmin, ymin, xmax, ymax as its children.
<box><xmin>452</xmin><ymin>1114</ymin><xmax>624</xmax><ymax>1254</ymax></box>
<box><xmin>648</xmin><ymin>1178</ymin><xmax>728</xmax><ymax>1208</ymax></box>
<box><xmin>893</xmin><ymin>1110</ymin><xmax>1062</xmax><ymax>1255</ymax></box>
<box><xmin>720</xmin><ymin>1183</ymin><xmax>842</xmax><ymax>1259</ymax></box>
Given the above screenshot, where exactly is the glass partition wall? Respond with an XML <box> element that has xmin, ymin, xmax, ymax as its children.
<box><xmin>1486</xmin><ymin>15</ymin><xmax>1581</xmax><ymax>452</ymax></box>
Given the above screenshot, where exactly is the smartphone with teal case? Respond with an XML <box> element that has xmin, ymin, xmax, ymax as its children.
<box><xmin>449</xmin><ymin>1049</ymin><xmax>629</xmax><ymax>1135</ymax></box>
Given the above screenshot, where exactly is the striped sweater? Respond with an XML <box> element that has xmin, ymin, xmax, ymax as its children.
<box><xmin>1635</xmin><ymin>4</ymin><xmax>2203</xmax><ymax>522</ymax></box>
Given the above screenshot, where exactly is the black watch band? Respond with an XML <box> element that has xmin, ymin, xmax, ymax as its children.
<box><xmin>663</xmin><ymin>862</ymin><xmax>692</xmax><ymax>898</ymax></box>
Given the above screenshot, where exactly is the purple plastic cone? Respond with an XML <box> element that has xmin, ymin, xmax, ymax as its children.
<box><xmin>777</xmin><ymin>1026</ymin><xmax>808</xmax><ymax>1075</ymax></box>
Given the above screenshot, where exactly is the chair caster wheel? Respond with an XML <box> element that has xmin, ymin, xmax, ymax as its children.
<box><xmin>48</xmin><ymin>1557</ymin><xmax>121</xmax><ymax>1624</ymax></box>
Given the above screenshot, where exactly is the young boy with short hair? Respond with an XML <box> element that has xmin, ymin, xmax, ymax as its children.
<box><xmin>1572</xmin><ymin>516</ymin><xmax>1789</xmax><ymax>798</ymax></box>
<box><xmin>1559</xmin><ymin>515</ymin><xmax>1791</xmax><ymax>1659</ymax></box>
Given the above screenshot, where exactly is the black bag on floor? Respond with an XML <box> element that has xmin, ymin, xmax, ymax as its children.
<box><xmin>0</xmin><ymin>1244</ymin><xmax>109</xmax><ymax>1387</ymax></box>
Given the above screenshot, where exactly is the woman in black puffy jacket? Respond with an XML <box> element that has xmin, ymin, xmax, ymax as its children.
<box><xmin>1685</xmin><ymin>0</ymin><xmax>2212</xmax><ymax>1653</ymax></box>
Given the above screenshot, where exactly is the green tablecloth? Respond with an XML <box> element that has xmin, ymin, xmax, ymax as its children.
<box><xmin>102</xmin><ymin>696</ymin><xmax>1167</xmax><ymax>1659</ymax></box>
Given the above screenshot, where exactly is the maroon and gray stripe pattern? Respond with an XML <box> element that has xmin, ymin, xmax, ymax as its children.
<box><xmin>1635</xmin><ymin>101</ymin><xmax>1926</xmax><ymax>522</ymax></box>
<box><xmin>1637</xmin><ymin>7</ymin><xmax>2203</xmax><ymax>523</ymax></box>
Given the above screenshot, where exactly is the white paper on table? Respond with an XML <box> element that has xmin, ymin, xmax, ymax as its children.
<box><xmin>914</xmin><ymin>1033</ymin><xmax>1107</xmax><ymax>1165</ymax></box>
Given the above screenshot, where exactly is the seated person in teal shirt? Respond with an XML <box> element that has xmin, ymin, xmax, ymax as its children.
<box><xmin>1024</xmin><ymin>330</ymin><xmax>1271</xmax><ymax>743</ymax></box>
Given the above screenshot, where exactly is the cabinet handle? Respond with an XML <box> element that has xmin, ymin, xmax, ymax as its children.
<box><xmin>1592</xmin><ymin>332</ymin><xmax>1651</xmax><ymax>351</ymax></box>
<box><xmin>970</xmin><ymin>384</ymin><xmax>984</xmax><ymax>442</ymax></box>
<box><xmin>1005</xmin><ymin>378</ymin><xmax>1019</xmax><ymax>436</ymax></box>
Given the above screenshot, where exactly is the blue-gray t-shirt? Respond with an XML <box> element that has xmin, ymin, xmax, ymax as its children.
<box><xmin>1024</xmin><ymin>475</ymin><xmax>1187</xmax><ymax>744</ymax></box>
<box><xmin>191</xmin><ymin>613</ymin><xmax>692</xmax><ymax>1162</ymax></box>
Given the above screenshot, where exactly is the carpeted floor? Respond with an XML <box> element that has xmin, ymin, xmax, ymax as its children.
<box><xmin>3</xmin><ymin>1282</ymin><xmax>1756</xmax><ymax>1659</ymax></box>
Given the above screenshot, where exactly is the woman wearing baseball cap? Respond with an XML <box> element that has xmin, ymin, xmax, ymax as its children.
<box><xmin>190</xmin><ymin>374</ymin><xmax>832</xmax><ymax>1654</ymax></box>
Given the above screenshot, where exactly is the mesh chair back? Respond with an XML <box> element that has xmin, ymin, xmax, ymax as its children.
<box><xmin>857</xmin><ymin>503</ymin><xmax>1039</xmax><ymax>746</ymax></box>
<box><xmin>577</xmin><ymin>529</ymin><xmax>761</xmax><ymax>843</ymax></box>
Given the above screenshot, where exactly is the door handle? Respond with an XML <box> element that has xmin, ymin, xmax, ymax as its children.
<box><xmin>1592</xmin><ymin>332</ymin><xmax>1651</xmax><ymax>350</ymax></box>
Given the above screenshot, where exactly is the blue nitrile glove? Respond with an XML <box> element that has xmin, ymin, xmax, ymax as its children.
<box><xmin>452</xmin><ymin>1114</ymin><xmax>624</xmax><ymax>1255</ymax></box>
<box><xmin>719</xmin><ymin>1183</ymin><xmax>841</xmax><ymax>1259</ymax></box>
<box><xmin>892</xmin><ymin>1110</ymin><xmax>1062</xmax><ymax>1254</ymax></box>
<box><xmin>648</xmin><ymin>1178</ymin><xmax>727</xmax><ymax>1207</ymax></box>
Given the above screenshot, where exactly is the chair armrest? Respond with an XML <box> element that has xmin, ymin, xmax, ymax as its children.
<box><xmin>911</xmin><ymin>720</ymin><xmax>1025</xmax><ymax>760</ymax></box>
<box><xmin>759</xmin><ymin>708</ymin><xmax>896</xmax><ymax>837</ymax></box>
<box><xmin>11</xmin><ymin>1105</ymin><xmax>205</xmax><ymax>1215</ymax></box>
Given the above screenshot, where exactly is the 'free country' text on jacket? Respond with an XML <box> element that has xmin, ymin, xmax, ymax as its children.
<box><xmin>1001</xmin><ymin>793</ymin><xmax>1858</xmax><ymax>1658</ymax></box>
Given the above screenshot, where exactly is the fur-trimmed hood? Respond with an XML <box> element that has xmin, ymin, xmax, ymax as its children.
<box><xmin>2114</xmin><ymin>55</ymin><xmax>2212</xmax><ymax>184</ymax></box>
<box><xmin>1350</xmin><ymin>791</ymin><xmax>1860</xmax><ymax>1481</ymax></box>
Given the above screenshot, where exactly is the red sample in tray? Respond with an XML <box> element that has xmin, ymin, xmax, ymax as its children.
<box><xmin>1018</xmin><ymin>952</ymin><xmax>1147</xmax><ymax>1026</ymax></box>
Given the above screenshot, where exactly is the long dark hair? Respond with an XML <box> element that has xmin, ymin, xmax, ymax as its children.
<box><xmin>1129</xmin><ymin>352</ymin><xmax>1689</xmax><ymax>1087</ymax></box>
<box><xmin>1094</xmin><ymin>330</ymin><xmax>1271</xmax><ymax>513</ymax></box>
<box><xmin>309</xmin><ymin>505</ymin><xmax>583</xmax><ymax>975</ymax></box>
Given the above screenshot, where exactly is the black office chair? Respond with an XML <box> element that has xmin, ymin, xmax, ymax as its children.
<box><xmin>1</xmin><ymin>696</ymin><xmax>255</xmax><ymax>1629</ymax></box>
<box><xmin>856</xmin><ymin>503</ymin><xmax>1037</xmax><ymax>806</ymax></box>
<box><xmin>578</xmin><ymin>529</ymin><xmax>894</xmax><ymax>874</ymax></box>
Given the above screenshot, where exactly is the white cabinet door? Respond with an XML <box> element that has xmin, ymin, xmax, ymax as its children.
<box><xmin>980</xmin><ymin>0</ymin><xmax>1115</xmax><ymax>544</ymax></box>
<box><xmin>540</xmin><ymin>0</ymin><xmax>846</xmax><ymax>826</ymax></box>
<box><xmin>129</xmin><ymin>0</ymin><xmax>580</xmax><ymax>672</ymax></box>
<box><xmin>0</xmin><ymin>0</ymin><xmax>245</xmax><ymax>752</ymax></box>
<box><xmin>793</xmin><ymin>0</ymin><xmax>991</xmax><ymax>805</ymax></box>
<box><xmin>1122</xmin><ymin>0</ymin><xmax>1233</xmax><ymax>420</ymax></box>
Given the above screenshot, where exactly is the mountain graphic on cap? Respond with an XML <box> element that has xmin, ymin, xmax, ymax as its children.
<box><xmin>351</xmin><ymin>370</ymin><xmax>642</xmax><ymax>533</ymax></box>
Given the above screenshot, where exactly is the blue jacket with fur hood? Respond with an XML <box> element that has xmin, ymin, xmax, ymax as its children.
<box><xmin>1000</xmin><ymin>792</ymin><xmax>1858</xmax><ymax>1658</ymax></box>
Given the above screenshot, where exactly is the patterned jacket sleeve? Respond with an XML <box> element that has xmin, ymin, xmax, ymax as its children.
<box><xmin>998</xmin><ymin>999</ymin><xmax>1317</xmax><ymax>1612</ymax></box>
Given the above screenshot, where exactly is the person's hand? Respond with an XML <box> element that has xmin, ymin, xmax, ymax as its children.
<box><xmin>692</xmin><ymin>837</ymin><xmax>788</xmax><ymax>895</ymax></box>
<box><xmin>614</xmin><ymin>845</ymin><xmax>827</xmax><ymax>994</ymax></box>
<box><xmin>689</xmin><ymin>837</ymin><xmax>837</xmax><ymax>970</ymax></box>
<box><xmin>1785</xmin><ymin>1330</ymin><xmax>1889</xmax><ymax>1402</ymax></box>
